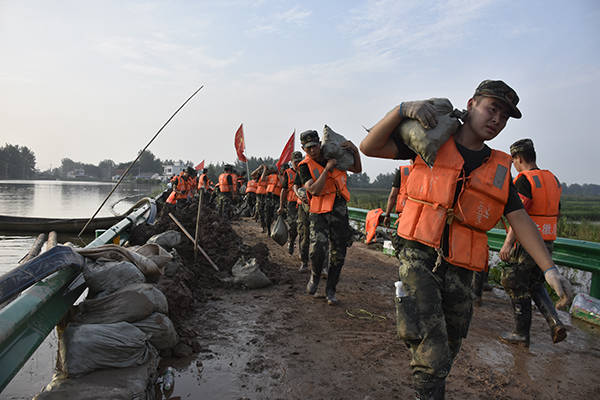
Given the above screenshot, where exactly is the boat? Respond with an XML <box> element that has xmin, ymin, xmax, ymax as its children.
<box><xmin>0</xmin><ymin>214</ymin><xmax>124</xmax><ymax>233</ymax></box>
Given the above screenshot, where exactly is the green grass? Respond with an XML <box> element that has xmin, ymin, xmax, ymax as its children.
<box><xmin>348</xmin><ymin>188</ymin><xmax>600</xmax><ymax>243</ymax></box>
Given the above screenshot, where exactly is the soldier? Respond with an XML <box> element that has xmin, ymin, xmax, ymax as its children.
<box><xmin>499</xmin><ymin>138</ymin><xmax>566</xmax><ymax>346</ymax></box>
<box><xmin>297</xmin><ymin>130</ymin><xmax>362</xmax><ymax>305</ymax></box>
<box><xmin>293</xmin><ymin>155</ymin><xmax>311</xmax><ymax>272</ymax></box>
<box><xmin>279</xmin><ymin>154</ymin><xmax>302</xmax><ymax>255</ymax></box>
<box><xmin>216</xmin><ymin>164</ymin><xmax>237</xmax><ymax>218</ymax></box>
<box><xmin>265</xmin><ymin>165</ymin><xmax>282</xmax><ymax>236</ymax></box>
<box><xmin>360</xmin><ymin>80</ymin><xmax>573</xmax><ymax>399</ymax></box>
<box><xmin>253</xmin><ymin>164</ymin><xmax>269</xmax><ymax>231</ymax></box>
<box><xmin>244</xmin><ymin>171</ymin><xmax>259</xmax><ymax>216</ymax></box>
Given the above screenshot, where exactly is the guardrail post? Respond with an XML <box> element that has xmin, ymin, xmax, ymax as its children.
<box><xmin>591</xmin><ymin>272</ymin><xmax>600</xmax><ymax>299</ymax></box>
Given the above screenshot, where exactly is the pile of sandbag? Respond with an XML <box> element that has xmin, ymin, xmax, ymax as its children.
<box><xmin>35</xmin><ymin>244</ymin><xmax>178</xmax><ymax>400</ymax></box>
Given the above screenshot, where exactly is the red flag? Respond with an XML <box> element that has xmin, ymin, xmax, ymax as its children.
<box><xmin>234</xmin><ymin>124</ymin><xmax>247</xmax><ymax>162</ymax></box>
<box><xmin>194</xmin><ymin>160</ymin><xmax>205</xmax><ymax>171</ymax></box>
<box><xmin>276</xmin><ymin>130</ymin><xmax>295</xmax><ymax>171</ymax></box>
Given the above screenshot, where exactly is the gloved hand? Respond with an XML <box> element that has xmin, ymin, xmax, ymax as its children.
<box><xmin>545</xmin><ymin>267</ymin><xmax>574</xmax><ymax>310</ymax></box>
<box><xmin>400</xmin><ymin>100</ymin><xmax>438</xmax><ymax>129</ymax></box>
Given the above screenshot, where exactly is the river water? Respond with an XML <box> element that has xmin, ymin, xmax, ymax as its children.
<box><xmin>0</xmin><ymin>180</ymin><xmax>163</xmax><ymax>274</ymax></box>
<box><xmin>0</xmin><ymin>180</ymin><xmax>162</xmax><ymax>399</ymax></box>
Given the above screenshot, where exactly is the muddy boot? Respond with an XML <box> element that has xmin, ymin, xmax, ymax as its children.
<box><xmin>325</xmin><ymin>264</ymin><xmax>342</xmax><ymax>305</ymax></box>
<box><xmin>288</xmin><ymin>240</ymin><xmax>295</xmax><ymax>255</ymax></box>
<box><xmin>531</xmin><ymin>284</ymin><xmax>567</xmax><ymax>344</ymax></box>
<box><xmin>499</xmin><ymin>298</ymin><xmax>531</xmax><ymax>347</ymax></box>
<box><xmin>306</xmin><ymin>273</ymin><xmax>320</xmax><ymax>295</ymax></box>
<box><xmin>415</xmin><ymin>378</ymin><xmax>445</xmax><ymax>400</ymax></box>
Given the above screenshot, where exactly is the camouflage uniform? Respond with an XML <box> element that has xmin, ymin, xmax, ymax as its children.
<box><xmin>309</xmin><ymin>196</ymin><xmax>351</xmax><ymax>297</ymax></box>
<box><xmin>501</xmin><ymin>241</ymin><xmax>553</xmax><ymax>300</ymax></box>
<box><xmin>286</xmin><ymin>200</ymin><xmax>298</xmax><ymax>246</ymax></box>
<box><xmin>265</xmin><ymin>193</ymin><xmax>279</xmax><ymax>234</ymax></box>
<box><xmin>297</xmin><ymin>201</ymin><xmax>311</xmax><ymax>265</ymax></box>
<box><xmin>396</xmin><ymin>244</ymin><xmax>473</xmax><ymax>395</ymax></box>
<box><xmin>255</xmin><ymin>194</ymin><xmax>267</xmax><ymax>230</ymax></box>
<box><xmin>217</xmin><ymin>191</ymin><xmax>232</xmax><ymax>218</ymax></box>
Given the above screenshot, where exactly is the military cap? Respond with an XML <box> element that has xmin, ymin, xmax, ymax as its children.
<box><xmin>292</xmin><ymin>151</ymin><xmax>303</xmax><ymax>162</ymax></box>
<box><xmin>510</xmin><ymin>138</ymin><xmax>535</xmax><ymax>156</ymax></box>
<box><xmin>474</xmin><ymin>80</ymin><xmax>522</xmax><ymax>119</ymax></box>
<box><xmin>300</xmin><ymin>130</ymin><xmax>319</xmax><ymax>147</ymax></box>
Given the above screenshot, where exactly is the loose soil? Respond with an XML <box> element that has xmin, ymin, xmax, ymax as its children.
<box><xmin>134</xmin><ymin>203</ymin><xmax>600</xmax><ymax>400</ymax></box>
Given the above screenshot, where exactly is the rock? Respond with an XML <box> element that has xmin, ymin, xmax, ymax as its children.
<box><xmin>173</xmin><ymin>342</ymin><xmax>193</xmax><ymax>358</ymax></box>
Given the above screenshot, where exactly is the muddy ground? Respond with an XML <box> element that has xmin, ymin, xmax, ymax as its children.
<box><xmin>145</xmin><ymin>209</ymin><xmax>600</xmax><ymax>400</ymax></box>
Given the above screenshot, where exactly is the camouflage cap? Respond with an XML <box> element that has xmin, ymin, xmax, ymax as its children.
<box><xmin>300</xmin><ymin>130</ymin><xmax>319</xmax><ymax>147</ymax></box>
<box><xmin>510</xmin><ymin>138</ymin><xmax>534</xmax><ymax>156</ymax></box>
<box><xmin>474</xmin><ymin>80</ymin><xmax>522</xmax><ymax>119</ymax></box>
<box><xmin>291</xmin><ymin>151</ymin><xmax>303</xmax><ymax>162</ymax></box>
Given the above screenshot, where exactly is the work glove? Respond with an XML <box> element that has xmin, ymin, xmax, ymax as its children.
<box><xmin>545</xmin><ymin>267</ymin><xmax>574</xmax><ymax>310</ymax></box>
<box><xmin>400</xmin><ymin>100</ymin><xmax>438</xmax><ymax>129</ymax></box>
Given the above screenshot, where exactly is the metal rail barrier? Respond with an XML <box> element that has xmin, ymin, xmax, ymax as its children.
<box><xmin>0</xmin><ymin>201</ymin><xmax>154</xmax><ymax>392</ymax></box>
<box><xmin>348</xmin><ymin>207</ymin><xmax>600</xmax><ymax>298</ymax></box>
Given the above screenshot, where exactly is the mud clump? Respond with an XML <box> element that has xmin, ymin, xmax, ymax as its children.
<box><xmin>128</xmin><ymin>199</ymin><xmax>282</xmax><ymax>350</ymax></box>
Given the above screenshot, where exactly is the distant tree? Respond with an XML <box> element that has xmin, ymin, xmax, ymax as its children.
<box><xmin>372</xmin><ymin>172</ymin><xmax>395</xmax><ymax>188</ymax></box>
<box><xmin>98</xmin><ymin>159</ymin><xmax>116</xmax><ymax>180</ymax></box>
<box><xmin>347</xmin><ymin>172</ymin><xmax>371</xmax><ymax>188</ymax></box>
<box><xmin>137</xmin><ymin>150</ymin><xmax>163</xmax><ymax>174</ymax></box>
<box><xmin>0</xmin><ymin>143</ymin><xmax>37</xmax><ymax>179</ymax></box>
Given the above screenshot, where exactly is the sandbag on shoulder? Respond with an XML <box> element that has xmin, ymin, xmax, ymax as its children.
<box><xmin>321</xmin><ymin>125</ymin><xmax>355</xmax><ymax>171</ymax></box>
<box><xmin>394</xmin><ymin>98</ymin><xmax>465</xmax><ymax>167</ymax></box>
<box><xmin>74</xmin><ymin>283</ymin><xmax>168</xmax><ymax>324</ymax></box>
<box><xmin>58</xmin><ymin>322</ymin><xmax>155</xmax><ymax>377</ymax></box>
<box><xmin>132</xmin><ymin>312</ymin><xmax>178</xmax><ymax>350</ymax></box>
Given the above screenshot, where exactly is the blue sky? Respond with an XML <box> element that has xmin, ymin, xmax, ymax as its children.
<box><xmin>1</xmin><ymin>0</ymin><xmax>599</xmax><ymax>184</ymax></box>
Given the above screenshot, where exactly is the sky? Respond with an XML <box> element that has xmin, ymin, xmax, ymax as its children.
<box><xmin>1</xmin><ymin>0</ymin><xmax>599</xmax><ymax>184</ymax></box>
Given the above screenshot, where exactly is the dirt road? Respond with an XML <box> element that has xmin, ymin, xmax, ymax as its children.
<box><xmin>162</xmin><ymin>217</ymin><xmax>600</xmax><ymax>400</ymax></box>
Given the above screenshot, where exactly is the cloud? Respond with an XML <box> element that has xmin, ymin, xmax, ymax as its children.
<box><xmin>248</xmin><ymin>4</ymin><xmax>311</xmax><ymax>34</ymax></box>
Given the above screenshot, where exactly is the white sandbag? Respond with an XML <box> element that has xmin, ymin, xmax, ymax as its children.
<box><xmin>77</xmin><ymin>244</ymin><xmax>161</xmax><ymax>279</ymax></box>
<box><xmin>74</xmin><ymin>283</ymin><xmax>168</xmax><ymax>324</ymax></box>
<box><xmin>58</xmin><ymin>322</ymin><xmax>155</xmax><ymax>377</ymax></box>
<box><xmin>133</xmin><ymin>312</ymin><xmax>179</xmax><ymax>350</ymax></box>
<box><xmin>83</xmin><ymin>260</ymin><xmax>145</xmax><ymax>298</ymax></box>
<box><xmin>147</xmin><ymin>230</ymin><xmax>182</xmax><ymax>250</ymax></box>
<box><xmin>232</xmin><ymin>257</ymin><xmax>272</xmax><ymax>289</ymax></box>
<box><xmin>270</xmin><ymin>215</ymin><xmax>288</xmax><ymax>246</ymax></box>
<box><xmin>321</xmin><ymin>125</ymin><xmax>355</xmax><ymax>171</ymax></box>
<box><xmin>394</xmin><ymin>98</ymin><xmax>465</xmax><ymax>167</ymax></box>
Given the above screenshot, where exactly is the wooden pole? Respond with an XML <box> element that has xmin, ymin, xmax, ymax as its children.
<box><xmin>19</xmin><ymin>233</ymin><xmax>47</xmax><ymax>264</ymax></box>
<box><xmin>168</xmin><ymin>212</ymin><xmax>219</xmax><ymax>272</ymax></box>
<box><xmin>193</xmin><ymin>190</ymin><xmax>203</xmax><ymax>261</ymax></box>
<box><xmin>77</xmin><ymin>85</ymin><xmax>204</xmax><ymax>237</ymax></box>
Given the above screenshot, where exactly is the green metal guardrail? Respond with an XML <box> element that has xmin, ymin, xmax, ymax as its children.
<box><xmin>0</xmin><ymin>202</ymin><xmax>153</xmax><ymax>392</ymax></box>
<box><xmin>348</xmin><ymin>207</ymin><xmax>600</xmax><ymax>298</ymax></box>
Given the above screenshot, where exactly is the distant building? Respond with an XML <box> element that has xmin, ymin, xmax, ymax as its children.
<box><xmin>66</xmin><ymin>168</ymin><xmax>85</xmax><ymax>179</ymax></box>
<box><xmin>163</xmin><ymin>162</ymin><xmax>186</xmax><ymax>179</ymax></box>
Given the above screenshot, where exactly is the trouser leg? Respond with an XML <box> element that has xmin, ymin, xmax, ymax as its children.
<box><xmin>531</xmin><ymin>283</ymin><xmax>567</xmax><ymax>343</ymax></box>
<box><xmin>298</xmin><ymin>205</ymin><xmax>310</xmax><ymax>265</ymax></box>
<box><xmin>397</xmin><ymin>246</ymin><xmax>473</xmax><ymax>399</ymax></box>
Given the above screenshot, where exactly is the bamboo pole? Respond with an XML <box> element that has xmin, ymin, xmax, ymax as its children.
<box><xmin>168</xmin><ymin>212</ymin><xmax>219</xmax><ymax>272</ymax></box>
<box><xmin>77</xmin><ymin>85</ymin><xmax>204</xmax><ymax>237</ymax></box>
<box><xmin>193</xmin><ymin>190</ymin><xmax>203</xmax><ymax>261</ymax></box>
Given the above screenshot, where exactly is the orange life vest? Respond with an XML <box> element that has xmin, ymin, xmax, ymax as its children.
<box><xmin>299</xmin><ymin>157</ymin><xmax>350</xmax><ymax>214</ymax></box>
<box><xmin>198</xmin><ymin>174</ymin><xmax>209</xmax><ymax>189</ymax></box>
<box><xmin>218</xmin><ymin>173</ymin><xmax>236</xmax><ymax>193</ymax></box>
<box><xmin>395</xmin><ymin>165</ymin><xmax>413</xmax><ymax>213</ymax></box>
<box><xmin>285</xmin><ymin>169</ymin><xmax>298</xmax><ymax>203</ymax></box>
<box><xmin>266</xmin><ymin>173</ymin><xmax>282</xmax><ymax>197</ymax></box>
<box><xmin>515</xmin><ymin>169</ymin><xmax>561</xmax><ymax>241</ymax></box>
<box><xmin>256</xmin><ymin>176</ymin><xmax>268</xmax><ymax>195</ymax></box>
<box><xmin>167</xmin><ymin>174</ymin><xmax>188</xmax><ymax>203</ymax></box>
<box><xmin>365</xmin><ymin>208</ymin><xmax>384</xmax><ymax>244</ymax></box>
<box><xmin>246</xmin><ymin>179</ymin><xmax>258</xmax><ymax>193</ymax></box>
<box><xmin>397</xmin><ymin>138</ymin><xmax>511</xmax><ymax>272</ymax></box>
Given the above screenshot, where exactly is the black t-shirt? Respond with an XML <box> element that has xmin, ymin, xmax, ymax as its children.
<box><xmin>514</xmin><ymin>168</ymin><xmax>561</xmax><ymax>210</ymax></box>
<box><xmin>392</xmin><ymin>168</ymin><xmax>402</xmax><ymax>188</ymax></box>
